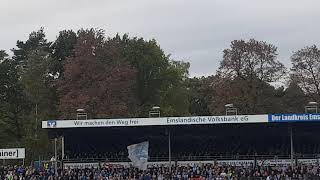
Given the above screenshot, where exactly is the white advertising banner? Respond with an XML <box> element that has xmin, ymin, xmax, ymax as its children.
<box><xmin>216</xmin><ymin>160</ymin><xmax>254</xmax><ymax>167</ymax></box>
<box><xmin>298</xmin><ymin>159</ymin><xmax>319</xmax><ymax>165</ymax></box>
<box><xmin>63</xmin><ymin>162</ymin><xmax>100</xmax><ymax>169</ymax></box>
<box><xmin>64</xmin><ymin>159</ymin><xmax>319</xmax><ymax>169</ymax></box>
<box><xmin>72</xmin><ymin>161</ymin><xmax>221</xmax><ymax>169</ymax></box>
<box><xmin>0</xmin><ymin>148</ymin><xmax>25</xmax><ymax>159</ymax></box>
<box><xmin>257</xmin><ymin>159</ymin><xmax>319</xmax><ymax>166</ymax></box>
<box><xmin>42</xmin><ymin>115</ymin><xmax>268</xmax><ymax>129</ymax></box>
<box><xmin>257</xmin><ymin>159</ymin><xmax>292</xmax><ymax>166</ymax></box>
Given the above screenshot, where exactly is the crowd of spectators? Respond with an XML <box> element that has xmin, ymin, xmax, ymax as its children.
<box><xmin>2</xmin><ymin>164</ymin><xmax>320</xmax><ymax>180</ymax></box>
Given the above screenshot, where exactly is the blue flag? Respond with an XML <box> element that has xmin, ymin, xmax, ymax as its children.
<box><xmin>127</xmin><ymin>141</ymin><xmax>149</xmax><ymax>170</ymax></box>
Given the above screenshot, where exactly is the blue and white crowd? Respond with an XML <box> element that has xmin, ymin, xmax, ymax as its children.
<box><xmin>2</xmin><ymin>164</ymin><xmax>320</xmax><ymax>180</ymax></box>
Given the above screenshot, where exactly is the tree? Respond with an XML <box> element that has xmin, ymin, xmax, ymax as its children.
<box><xmin>0</xmin><ymin>51</ymin><xmax>28</xmax><ymax>146</ymax></box>
<box><xmin>207</xmin><ymin>76</ymin><xmax>282</xmax><ymax>115</ymax></box>
<box><xmin>212</xmin><ymin>39</ymin><xmax>286</xmax><ymax>114</ymax></box>
<box><xmin>109</xmin><ymin>34</ymin><xmax>190</xmax><ymax>116</ymax></box>
<box><xmin>218</xmin><ymin>39</ymin><xmax>285</xmax><ymax>82</ymax></box>
<box><xmin>291</xmin><ymin>45</ymin><xmax>320</xmax><ymax>101</ymax></box>
<box><xmin>51</xmin><ymin>30</ymin><xmax>77</xmax><ymax>77</ymax></box>
<box><xmin>0</xmin><ymin>50</ymin><xmax>8</xmax><ymax>62</ymax></box>
<box><xmin>12</xmin><ymin>28</ymin><xmax>52</xmax><ymax>68</ymax></box>
<box><xmin>10</xmin><ymin>29</ymin><xmax>56</xmax><ymax>160</ymax></box>
<box><xmin>15</xmin><ymin>30</ymin><xmax>58</xmax><ymax>132</ymax></box>
<box><xmin>20</xmin><ymin>49</ymin><xmax>58</xmax><ymax>121</ymax></box>
<box><xmin>159</xmin><ymin>60</ymin><xmax>190</xmax><ymax>116</ymax></box>
<box><xmin>57</xmin><ymin>29</ymin><xmax>138</xmax><ymax>119</ymax></box>
<box><xmin>187</xmin><ymin>77</ymin><xmax>211</xmax><ymax>116</ymax></box>
<box><xmin>281</xmin><ymin>81</ymin><xmax>306</xmax><ymax>113</ymax></box>
<box><xmin>12</xmin><ymin>29</ymin><xmax>57</xmax><ymax>119</ymax></box>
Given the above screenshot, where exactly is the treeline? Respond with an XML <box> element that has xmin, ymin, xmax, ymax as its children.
<box><xmin>0</xmin><ymin>28</ymin><xmax>319</xmax><ymax>160</ymax></box>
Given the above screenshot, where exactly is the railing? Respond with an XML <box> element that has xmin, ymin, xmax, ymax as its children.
<box><xmin>63</xmin><ymin>154</ymin><xmax>320</xmax><ymax>163</ymax></box>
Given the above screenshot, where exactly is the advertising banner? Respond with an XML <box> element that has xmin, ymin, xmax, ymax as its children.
<box><xmin>268</xmin><ymin>114</ymin><xmax>320</xmax><ymax>123</ymax></box>
<box><xmin>42</xmin><ymin>115</ymin><xmax>268</xmax><ymax>129</ymax></box>
<box><xmin>216</xmin><ymin>160</ymin><xmax>254</xmax><ymax>167</ymax></box>
<box><xmin>0</xmin><ymin>148</ymin><xmax>25</xmax><ymax>159</ymax></box>
<box><xmin>63</xmin><ymin>162</ymin><xmax>100</xmax><ymax>169</ymax></box>
<box><xmin>257</xmin><ymin>159</ymin><xmax>319</xmax><ymax>166</ymax></box>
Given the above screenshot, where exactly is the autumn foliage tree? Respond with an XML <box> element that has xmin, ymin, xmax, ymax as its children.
<box><xmin>291</xmin><ymin>45</ymin><xmax>320</xmax><ymax>101</ymax></box>
<box><xmin>211</xmin><ymin>39</ymin><xmax>286</xmax><ymax>114</ymax></box>
<box><xmin>2</xmin><ymin>27</ymin><xmax>318</xmax><ymax>161</ymax></box>
<box><xmin>218</xmin><ymin>39</ymin><xmax>285</xmax><ymax>82</ymax></box>
<box><xmin>57</xmin><ymin>29</ymin><xmax>138</xmax><ymax>119</ymax></box>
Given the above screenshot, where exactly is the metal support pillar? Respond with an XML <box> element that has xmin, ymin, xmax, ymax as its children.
<box><xmin>54</xmin><ymin>137</ymin><xmax>58</xmax><ymax>176</ymax></box>
<box><xmin>61</xmin><ymin>136</ymin><xmax>65</xmax><ymax>160</ymax></box>
<box><xmin>290</xmin><ymin>126</ymin><xmax>294</xmax><ymax>167</ymax></box>
<box><xmin>168</xmin><ymin>129</ymin><xmax>171</xmax><ymax>172</ymax></box>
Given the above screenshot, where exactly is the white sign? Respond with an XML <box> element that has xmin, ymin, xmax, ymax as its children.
<box><xmin>63</xmin><ymin>162</ymin><xmax>100</xmax><ymax>169</ymax></box>
<box><xmin>216</xmin><ymin>160</ymin><xmax>254</xmax><ymax>166</ymax></box>
<box><xmin>257</xmin><ymin>159</ymin><xmax>292</xmax><ymax>166</ymax></box>
<box><xmin>298</xmin><ymin>159</ymin><xmax>319</xmax><ymax>165</ymax></box>
<box><xmin>64</xmin><ymin>159</ymin><xmax>319</xmax><ymax>169</ymax></box>
<box><xmin>0</xmin><ymin>148</ymin><xmax>25</xmax><ymax>159</ymax></box>
<box><xmin>102</xmin><ymin>160</ymin><xmax>252</xmax><ymax>168</ymax></box>
<box><xmin>257</xmin><ymin>159</ymin><xmax>319</xmax><ymax>166</ymax></box>
<box><xmin>42</xmin><ymin>115</ymin><xmax>268</xmax><ymax>129</ymax></box>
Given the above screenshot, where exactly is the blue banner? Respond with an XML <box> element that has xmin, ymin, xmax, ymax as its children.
<box><xmin>268</xmin><ymin>114</ymin><xmax>320</xmax><ymax>122</ymax></box>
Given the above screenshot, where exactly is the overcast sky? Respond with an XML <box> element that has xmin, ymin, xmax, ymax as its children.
<box><xmin>1</xmin><ymin>0</ymin><xmax>320</xmax><ymax>77</ymax></box>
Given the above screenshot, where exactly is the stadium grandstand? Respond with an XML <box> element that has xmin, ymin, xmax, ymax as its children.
<box><xmin>3</xmin><ymin>110</ymin><xmax>320</xmax><ymax>179</ymax></box>
<box><xmin>41</xmin><ymin>105</ymin><xmax>320</xmax><ymax>170</ymax></box>
<box><xmin>52</xmin><ymin>122</ymin><xmax>320</xmax><ymax>163</ymax></box>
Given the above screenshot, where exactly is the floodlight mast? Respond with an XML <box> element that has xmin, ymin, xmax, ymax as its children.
<box><xmin>148</xmin><ymin>106</ymin><xmax>171</xmax><ymax>174</ymax></box>
<box><xmin>289</xmin><ymin>101</ymin><xmax>318</xmax><ymax>167</ymax></box>
<box><xmin>149</xmin><ymin>106</ymin><xmax>161</xmax><ymax>118</ymax></box>
<box><xmin>305</xmin><ymin>101</ymin><xmax>318</xmax><ymax>113</ymax></box>
<box><xmin>225</xmin><ymin>103</ymin><xmax>237</xmax><ymax>115</ymax></box>
<box><xmin>152</xmin><ymin>106</ymin><xmax>160</xmax><ymax>110</ymax></box>
<box><xmin>76</xmin><ymin>108</ymin><xmax>87</xmax><ymax>120</ymax></box>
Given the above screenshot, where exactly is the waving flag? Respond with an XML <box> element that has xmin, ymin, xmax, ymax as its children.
<box><xmin>127</xmin><ymin>141</ymin><xmax>149</xmax><ymax>170</ymax></box>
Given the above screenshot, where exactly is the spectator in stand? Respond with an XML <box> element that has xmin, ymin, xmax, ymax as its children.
<box><xmin>2</xmin><ymin>164</ymin><xmax>320</xmax><ymax>180</ymax></box>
